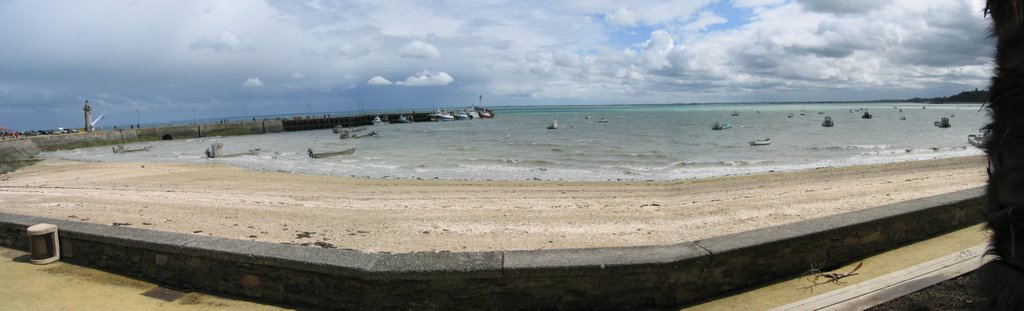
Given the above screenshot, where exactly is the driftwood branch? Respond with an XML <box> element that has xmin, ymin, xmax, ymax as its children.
<box><xmin>798</xmin><ymin>261</ymin><xmax>863</xmax><ymax>292</ymax></box>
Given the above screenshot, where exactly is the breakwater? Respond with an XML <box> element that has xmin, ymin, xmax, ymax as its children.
<box><xmin>281</xmin><ymin>113</ymin><xmax>432</xmax><ymax>131</ymax></box>
<box><xmin>0</xmin><ymin>188</ymin><xmax>984</xmax><ymax>309</ymax></box>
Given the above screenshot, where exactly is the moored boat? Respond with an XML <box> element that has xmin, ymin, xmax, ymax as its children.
<box><xmin>822</xmin><ymin>116</ymin><xmax>834</xmax><ymax>127</ymax></box>
<box><xmin>749</xmin><ymin>138</ymin><xmax>771</xmax><ymax>146</ymax></box>
<box><xmin>711</xmin><ymin>121</ymin><xmax>732</xmax><ymax>130</ymax></box>
<box><xmin>968</xmin><ymin>134</ymin><xmax>985</xmax><ymax>147</ymax></box>
<box><xmin>308</xmin><ymin>147</ymin><xmax>356</xmax><ymax>158</ymax></box>
<box><xmin>547</xmin><ymin>120</ymin><xmax>559</xmax><ymax>129</ymax></box>
<box><xmin>861</xmin><ymin>111</ymin><xmax>872</xmax><ymax>119</ymax></box>
<box><xmin>113</xmin><ymin>145</ymin><xmax>151</xmax><ymax>153</ymax></box>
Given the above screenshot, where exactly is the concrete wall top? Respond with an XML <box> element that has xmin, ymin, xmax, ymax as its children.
<box><xmin>0</xmin><ymin>186</ymin><xmax>984</xmax><ymax>279</ymax></box>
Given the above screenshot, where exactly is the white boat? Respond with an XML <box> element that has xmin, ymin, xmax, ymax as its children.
<box><xmin>455</xmin><ymin>110</ymin><xmax>470</xmax><ymax>120</ymax></box>
<box><xmin>372</xmin><ymin>115</ymin><xmax>384</xmax><ymax>125</ymax></box>
<box><xmin>968</xmin><ymin>134</ymin><xmax>985</xmax><ymax>147</ymax></box>
<box><xmin>397</xmin><ymin>115</ymin><xmax>413</xmax><ymax>123</ymax></box>
<box><xmin>547</xmin><ymin>120</ymin><xmax>558</xmax><ymax>130</ymax></box>
<box><xmin>749</xmin><ymin>138</ymin><xmax>771</xmax><ymax>146</ymax></box>
<box><xmin>431</xmin><ymin>109</ymin><xmax>455</xmax><ymax>121</ymax></box>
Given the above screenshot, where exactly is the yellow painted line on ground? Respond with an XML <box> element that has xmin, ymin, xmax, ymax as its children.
<box><xmin>773</xmin><ymin>244</ymin><xmax>987</xmax><ymax>310</ymax></box>
<box><xmin>0</xmin><ymin>247</ymin><xmax>288</xmax><ymax>310</ymax></box>
<box><xmin>685</xmin><ymin>224</ymin><xmax>990</xmax><ymax>311</ymax></box>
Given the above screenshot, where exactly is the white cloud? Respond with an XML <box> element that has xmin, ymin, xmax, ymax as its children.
<box><xmin>396</xmin><ymin>71</ymin><xmax>454</xmax><ymax>86</ymax></box>
<box><xmin>326</xmin><ymin>44</ymin><xmax>370</xmax><ymax>59</ymax></box>
<box><xmin>605</xmin><ymin>7</ymin><xmax>641</xmax><ymax>27</ymax></box>
<box><xmin>291</xmin><ymin>73</ymin><xmax>306</xmax><ymax>79</ymax></box>
<box><xmin>189</xmin><ymin>32</ymin><xmax>243</xmax><ymax>52</ymax></box>
<box><xmin>682</xmin><ymin>11</ymin><xmax>727</xmax><ymax>32</ymax></box>
<box><xmin>366</xmin><ymin>75</ymin><xmax>393</xmax><ymax>85</ymax></box>
<box><xmin>241</xmin><ymin>77</ymin><xmax>264</xmax><ymax>88</ymax></box>
<box><xmin>398</xmin><ymin>41</ymin><xmax>442</xmax><ymax>59</ymax></box>
<box><xmin>732</xmin><ymin>0</ymin><xmax>787</xmax><ymax>9</ymax></box>
<box><xmin>603</xmin><ymin>1</ymin><xmax>712</xmax><ymax>27</ymax></box>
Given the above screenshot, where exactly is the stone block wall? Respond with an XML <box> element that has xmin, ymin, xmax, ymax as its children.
<box><xmin>0</xmin><ymin>139</ymin><xmax>42</xmax><ymax>174</ymax></box>
<box><xmin>0</xmin><ymin>188</ymin><xmax>985</xmax><ymax>309</ymax></box>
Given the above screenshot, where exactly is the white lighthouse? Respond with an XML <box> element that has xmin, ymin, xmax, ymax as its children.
<box><xmin>83</xmin><ymin>100</ymin><xmax>93</xmax><ymax>132</ymax></box>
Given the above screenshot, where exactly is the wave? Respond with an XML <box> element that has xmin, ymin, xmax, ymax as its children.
<box><xmin>808</xmin><ymin>144</ymin><xmax>892</xmax><ymax>151</ymax></box>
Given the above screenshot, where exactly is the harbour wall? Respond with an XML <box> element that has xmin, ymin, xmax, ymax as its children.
<box><xmin>2</xmin><ymin>120</ymin><xmax>285</xmax><ymax>153</ymax></box>
<box><xmin>0</xmin><ymin>187</ymin><xmax>985</xmax><ymax>309</ymax></box>
<box><xmin>0</xmin><ymin>139</ymin><xmax>42</xmax><ymax>174</ymax></box>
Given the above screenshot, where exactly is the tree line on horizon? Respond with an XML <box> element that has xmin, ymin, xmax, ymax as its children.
<box><xmin>907</xmin><ymin>89</ymin><xmax>987</xmax><ymax>103</ymax></box>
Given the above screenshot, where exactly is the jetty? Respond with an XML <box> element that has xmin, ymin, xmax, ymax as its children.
<box><xmin>307</xmin><ymin>147</ymin><xmax>356</xmax><ymax>158</ymax></box>
<box><xmin>282</xmin><ymin>113</ymin><xmax>434</xmax><ymax>131</ymax></box>
<box><xmin>205</xmin><ymin>143</ymin><xmax>260</xmax><ymax>158</ymax></box>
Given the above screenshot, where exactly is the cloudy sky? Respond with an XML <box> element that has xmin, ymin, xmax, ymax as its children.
<box><xmin>0</xmin><ymin>0</ymin><xmax>993</xmax><ymax>130</ymax></box>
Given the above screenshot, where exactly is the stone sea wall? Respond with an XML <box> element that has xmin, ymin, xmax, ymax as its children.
<box><xmin>0</xmin><ymin>187</ymin><xmax>985</xmax><ymax>309</ymax></box>
<box><xmin>0</xmin><ymin>120</ymin><xmax>285</xmax><ymax>154</ymax></box>
<box><xmin>0</xmin><ymin>139</ymin><xmax>42</xmax><ymax>174</ymax></box>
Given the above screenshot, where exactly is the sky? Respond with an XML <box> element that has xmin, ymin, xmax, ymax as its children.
<box><xmin>0</xmin><ymin>0</ymin><xmax>994</xmax><ymax>130</ymax></box>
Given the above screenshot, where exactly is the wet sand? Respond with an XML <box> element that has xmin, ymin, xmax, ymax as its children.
<box><xmin>0</xmin><ymin>156</ymin><xmax>986</xmax><ymax>253</ymax></box>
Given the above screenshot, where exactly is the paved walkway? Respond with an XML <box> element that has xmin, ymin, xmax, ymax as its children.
<box><xmin>2</xmin><ymin>224</ymin><xmax>989</xmax><ymax>310</ymax></box>
<box><xmin>0</xmin><ymin>247</ymin><xmax>286</xmax><ymax>310</ymax></box>
<box><xmin>686</xmin><ymin>224</ymin><xmax>990</xmax><ymax>310</ymax></box>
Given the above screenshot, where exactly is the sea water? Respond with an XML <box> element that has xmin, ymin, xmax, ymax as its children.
<box><xmin>43</xmin><ymin>103</ymin><xmax>989</xmax><ymax>181</ymax></box>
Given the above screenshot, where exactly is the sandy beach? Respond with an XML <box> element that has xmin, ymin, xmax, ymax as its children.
<box><xmin>0</xmin><ymin>156</ymin><xmax>986</xmax><ymax>253</ymax></box>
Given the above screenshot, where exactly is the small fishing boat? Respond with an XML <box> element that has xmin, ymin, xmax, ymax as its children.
<box><xmin>205</xmin><ymin>143</ymin><xmax>260</xmax><ymax>158</ymax></box>
<box><xmin>455</xmin><ymin>110</ymin><xmax>470</xmax><ymax>120</ymax></box>
<box><xmin>731</xmin><ymin>111</ymin><xmax>740</xmax><ymax>116</ymax></box>
<box><xmin>547</xmin><ymin>120</ymin><xmax>559</xmax><ymax>130</ymax></box>
<box><xmin>340</xmin><ymin>130</ymin><xmax>377</xmax><ymax>139</ymax></box>
<box><xmin>934</xmin><ymin>117</ymin><xmax>951</xmax><ymax>128</ymax></box>
<box><xmin>372</xmin><ymin>115</ymin><xmax>384</xmax><ymax>125</ymax></box>
<box><xmin>787</xmin><ymin>113</ymin><xmax>794</xmax><ymax>118</ymax></box>
<box><xmin>861</xmin><ymin>111</ymin><xmax>872</xmax><ymax>119</ymax></box>
<box><xmin>112</xmin><ymin>145</ymin><xmax>151</xmax><ymax>153</ymax></box>
<box><xmin>397</xmin><ymin>115</ymin><xmax>413</xmax><ymax>123</ymax></box>
<box><xmin>968</xmin><ymin>134</ymin><xmax>985</xmax><ymax>148</ymax></box>
<box><xmin>822</xmin><ymin>116</ymin><xmax>834</xmax><ymax>127</ymax></box>
<box><xmin>308</xmin><ymin>147</ymin><xmax>356</xmax><ymax>158</ymax></box>
<box><xmin>749</xmin><ymin>138</ymin><xmax>771</xmax><ymax>146</ymax></box>
<box><xmin>475</xmin><ymin>95</ymin><xmax>495</xmax><ymax>118</ymax></box>
<box><xmin>431</xmin><ymin>109</ymin><xmax>455</xmax><ymax>122</ymax></box>
<box><xmin>899</xmin><ymin>116</ymin><xmax>906</xmax><ymax>120</ymax></box>
<box><xmin>597</xmin><ymin>117</ymin><xmax>609</xmax><ymax>123</ymax></box>
<box><xmin>711</xmin><ymin>122</ymin><xmax>732</xmax><ymax>130</ymax></box>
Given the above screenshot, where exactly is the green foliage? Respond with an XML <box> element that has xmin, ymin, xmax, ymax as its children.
<box><xmin>907</xmin><ymin>89</ymin><xmax>987</xmax><ymax>103</ymax></box>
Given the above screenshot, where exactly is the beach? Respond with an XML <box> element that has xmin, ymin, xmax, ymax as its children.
<box><xmin>0</xmin><ymin>156</ymin><xmax>986</xmax><ymax>253</ymax></box>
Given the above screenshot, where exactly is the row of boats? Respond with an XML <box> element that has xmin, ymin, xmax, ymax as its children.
<box><xmin>373</xmin><ymin>106</ymin><xmax>496</xmax><ymax>125</ymax></box>
<box><xmin>202</xmin><ymin>142</ymin><xmax>359</xmax><ymax>159</ymax></box>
